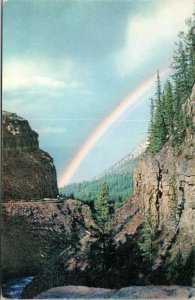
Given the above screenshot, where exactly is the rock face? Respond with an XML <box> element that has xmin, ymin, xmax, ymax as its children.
<box><xmin>112</xmin><ymin>285</ymin><xmax>195</xmax><ymax>299</ymax></box>
<box><xmin>35</xmin><ymin>285</ymin><xmax>115</xmax><ymax>299</ymax></box>
<box><xmin>112</xmin><ymin>85</ymin><xmax>195</xmax><ymax>285</ymax></box>
<box><xmin>2</xmin><ymin>199</ymin><xmax>99</xmax><ymax>297</ymax></box>
<box><xmin>35</xmin><ymin>285</ymin><xmax>195</xmax><ymax>299</ymax></box>
<box><xmin>2</xmin><ymin>111</ymin><xmax>58</xmax><ymax>200</ymax></box>
<box><xmin>2</xmin><ymin>87</ymin><xmax>194</xmax><ymax>297</ymax></box>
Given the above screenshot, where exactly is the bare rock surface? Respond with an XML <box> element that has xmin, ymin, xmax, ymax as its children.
<box><xmin>35</xmin><ymin>285</ymin><xmax>115</xmax><ymax>299</ymax></box>
<box><xmin>113</xmin><ymin>86</ymin><xmax>195</xmax><ymax>281</ymax></box>
<box><xmin>35</xmin><ymin>285</ymin><xmax>195</xmax><ymax>299</ymax></box>
<box><xmin>113</xmin><ymin>285</ymin><xmax>195</xmax><ymax>299</ymax></box>
<box><xmin>2</xmin><ymin>111</ymin><xmax>58</xmax><ymax>200</ymax></box>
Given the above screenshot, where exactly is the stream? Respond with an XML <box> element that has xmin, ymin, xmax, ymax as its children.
<box><xmin>2</xmin><ymin>276</ymin><xmax>34</xmax><ymax>299</ymax></box>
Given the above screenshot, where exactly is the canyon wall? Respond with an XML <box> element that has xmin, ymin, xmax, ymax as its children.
<box><xmin>2</xmin><ymin>86</ymin><xmax>194</xmax><ymax>297</ymax></box>
<box><xmin>2</xmin><ymin>199</ymin><xmax>99</xmax><ymax>296</ymax></box>
<box><xmin>113</xmin><ymin>85</ymin><xmax>195</xmax><ymax>285</ymax></box>
<box><xmin>2</xmin><ymin>111</ymin><xmax>59</xmax><ymax>200</ymax></box>
<box><xmin>1</xmin><ymin>111</ymin><xmax>101</xmax><ymax>297</ymax></box>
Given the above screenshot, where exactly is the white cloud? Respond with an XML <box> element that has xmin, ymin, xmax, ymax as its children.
<box><xmin>3</xmin><ymin>58</ymin><xmax>80</xmax><ymax>92</ymax></box>
<box><xmin>32</xmin><ymin>76</ymin><xmax>65</xmax><ymax>89</ymax></box>
<box><xmin>116</xmin><ymin>0</ymin><xmax>194</xmax><ymax>78</ymax></box>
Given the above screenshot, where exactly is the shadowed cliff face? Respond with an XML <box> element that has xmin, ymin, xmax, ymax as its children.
<box><xmin>2</xmin><ymin>111</ymin><xmax>59</xmax><ymax>200</ymax></box>
<box><xmin>2</xmin><ymin>199</ymin><xmax>99</xmax><ymax>297</ymax></box>
<box><xmin>112</xmin><ymin>143</ymin><xmax>195</xmax><ymax>285</ymax></box>
<box><xmin>112</xmin><ymin>85</ymin><xmax>195</xmax><ymax>285</ymax></box>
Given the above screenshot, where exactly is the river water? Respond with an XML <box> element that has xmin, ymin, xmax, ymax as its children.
<box><xmin>2</xmin><ymin>276</ymin><xmax>34</xmax><ymax>299</ymax></box>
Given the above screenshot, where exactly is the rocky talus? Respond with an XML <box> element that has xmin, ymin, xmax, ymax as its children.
<box><xmin>2</xmin><ymin>111</ymin><xmax>58</xmax><ymax>200</ymax></box>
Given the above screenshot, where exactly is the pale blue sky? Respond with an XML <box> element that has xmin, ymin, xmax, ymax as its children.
<box><xmin>3</xmin><ymin>0</ymin><xmax>194</xmax><ymax>184</ymax></box>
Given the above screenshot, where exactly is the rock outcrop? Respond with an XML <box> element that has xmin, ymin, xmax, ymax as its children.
<box><xmin>112</xmin><ymin>85</ymin><xmax>195</xmax><ymax>285</ymax></box>
<box><xmin>35</xmin><ymin>285</ymin><xmax>195</xmax><ymax>299</ymax></box>
<box><xmin>35</xmin><ymin>285</ymin><xmax>115</xmax><ymax>299</ymax></box>
<box><xmin>2</xmin><ymin>111</ymin><xmax>58</xmax><ymax>200</ymax></box>
<box><xmin>2</xmin><ymin>199</ymin><xmax>99</xmax><ymax>297</ymax></box>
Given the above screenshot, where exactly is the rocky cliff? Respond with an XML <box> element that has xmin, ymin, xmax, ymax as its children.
<box><xmin>2</xmin><ymin>199</ymin><xmax>99</xmax><ymax>297</ymax></box>
<box><xmin>2</xmin><ymin>87</ymin><xmax>194</xmax><ymax>298</ymax></box>
<box><xmin>112</xmin><ymin>85</ymin><xmax>195</xmax><ymax>285</ymax></box>
<box><xmin>2</xmin><ymin>111</ymin><xmax>58</xmax><ymax>200</ymax></box>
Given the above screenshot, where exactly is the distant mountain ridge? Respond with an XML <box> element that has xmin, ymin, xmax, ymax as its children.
<box><xmin>60</xmin><ymin>139</ymin><xmax>147</xmax><ymax>205</ymax></box>
<box><xmin>94</xmin><ymin>139</ymin><xmax>148</xmax><ymax>179</ymax></box>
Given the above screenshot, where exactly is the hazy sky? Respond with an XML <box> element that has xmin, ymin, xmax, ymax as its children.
<box><xmin>3</xmin><ymin>0</ymin><xmax>194</xmax><ymax>185</ymax></box>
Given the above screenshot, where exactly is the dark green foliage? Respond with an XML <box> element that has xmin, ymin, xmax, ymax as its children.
<box><xmin>94</xmin><ymin>182</ymin><xmax>113</xmax><ymax>232</ymax></box>
<box><xmin>186</xmin><ymin>19</ymin><xmax>195</xmax><ymax>87</ymax></box>
<box><xmin>147</xmin><ymin>98</ymin><xmax>155</xmax><ymax>143</ymax></box>
<box><xmin>163</xmin><ymin>80</ymin><xmax>174</xmax><ymax>135</ymax></box>
<box><xmin>60</xmin><ymin>152</ymin><xmax>141</xmax><ymax>208</ymax></box>
<box><xmin>138</xmin><ymin>209</ymin><xmax>154</xmax><ymax>265</ymax></box>
<box><xmin>148</xmin><ymin>71</ymin><xmax>167</xmax><ymax>153</ymax></box>
<box><xmin>148</xmin><ymin>15</ymin><xmax>195</xmax><ymax>153</ymax></box>
<box><xmin>88</xmin><ymin>182</ymin><xmax>115</xmax><ymax>287</ymax></box>
<box><xmin>165</xmin><ymin>249</ymin><xmax>195</xmax><ymax>285</ymax></box>
<box><xmin>165</xmin><ymin>251</ymin><xmax>185</xmax><ymax>284</ymax></box>
<box><xmin>60</xmin><ymin>167</ymin><xmax>135</xmax><ymax>207</ymax></box>
<box><xmin>172</xmin><ymin>42</ymin><xmax>191</xmax><ymax>99</ymax></box>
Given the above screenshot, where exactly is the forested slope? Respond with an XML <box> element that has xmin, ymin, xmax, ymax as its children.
<box><xmin>60</xmin><ymin>141</ymin><xmax>146</xmax><ymax>206</ymax></box>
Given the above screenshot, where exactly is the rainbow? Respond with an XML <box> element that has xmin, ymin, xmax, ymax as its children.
<box><xmin>58</xmin><ymin>67</ymin><xmax>169</xmax><ymax>187</ymax></box>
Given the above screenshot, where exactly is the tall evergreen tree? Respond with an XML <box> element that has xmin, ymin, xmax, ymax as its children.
<box><xmin>185</xmin><ymin>18</ymin><xmax>195</xmax><ymax>87</ymax></box>
<box><xmin>177</xmin><ymin>17</ymin><xmax>195</xmax><ymax>89</ymax></box>
<box><xmin>148</xmin><ymin>71</ymin><xmax>167</xmax><ymax>153</ymax></box>
<box><xmin>147</xmin><ymin>97</ymin><xmax>155</xmax><ymax>145</ymax></box>
<box><xmin>138</xmin><ymin>209</ymin><xmax>154</xmax><ymax>265</ymax></box>
<box><xmin>156</xmin><ymin>70</ymin><xmax>162</xmax><ymax>103</ymax></box>
<box><xmin>93</xmin><ymin>182</ymin><xmax>114</xmax><ymax>287</ymax></box>
<box><xmin>94</xmin><ymin>182</ymin><xmax>113</xmax><ymax>233</ymax></box>
<box><xmin>162</xmin><ymin>80</ymin><xmax>174</xmax><ymax>136</ymax></box>
<box><xmin>147</xmin><ymin>12</ymin><xmax>195</xmax><ymax>153</ymax></box>
<box><xmin>171</xmin><ymin>41</ymin><xmax>191</xmax><ymax>100</ymax></box>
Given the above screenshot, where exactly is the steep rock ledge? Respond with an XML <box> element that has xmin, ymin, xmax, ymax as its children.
<box><xmin>2</xmin><ymin>111</ymin><xmax>58</xmax><ymax>200</ymax></box>
<box><xmin>112</xmin><ymin>86</ymin><xmax>195</xmax><ymax>285</ymax></box>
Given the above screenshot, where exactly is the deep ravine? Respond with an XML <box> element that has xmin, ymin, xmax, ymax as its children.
<box><xmin>2</xmin><ymin>85</ymin><xmax>195</xmax><ymax>298</ymax></box>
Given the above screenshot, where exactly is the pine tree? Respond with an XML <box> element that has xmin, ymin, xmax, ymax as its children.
<box><xmin>93</xmin><ymin>182</ymin><xmax>114</xmax><ymax>287</ymax></box>
<box><xmin>186</xmin><ymin>18</ymin><xmax>195</xmax><ymax>87</ymax></box>
<box><xmin>177</xmin><ymin>17</ymin><xmax>195</xmax><ymax>88</ymax></box>
<box><xmin>138</xmin><ymin>209</ymin><xmax>154</xmax><ymax>265</ymax></box>
<box><xmin>169</xmin><ymin>80</ymin><xmax>187</xmax><ymax>148</ymax></box>
<box><xmin>171</xmin><ymin>41</ymin><xmax>191</xmax><ymax>100</ymax></box>
<box><xmin>162</xmin><ymin>80</ymin><xmax>174</xmax><ymax>136</ymax></box>
<box><xmin>148</xmin><ymin>71</ymin><xmax>167</xmax><ymax>153</ymax></box>
<box><xmin>94</xmin><ymin>182</ymin><xmax>113</xmax><ymax>233</ymax></box>
<box><xmin>156</xmin><ymin>70</ymin><xmax>161</xmax><ymax>103</ymax></box>
<box><xmin>147</xmin><ymin>98</ymin><xmax>155</xmax><ymax>147</ymax></box>
<box><xmin>147</xmin><ymin>12</ymin><xmax>195</xmax><ymax>153</ymax></box>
